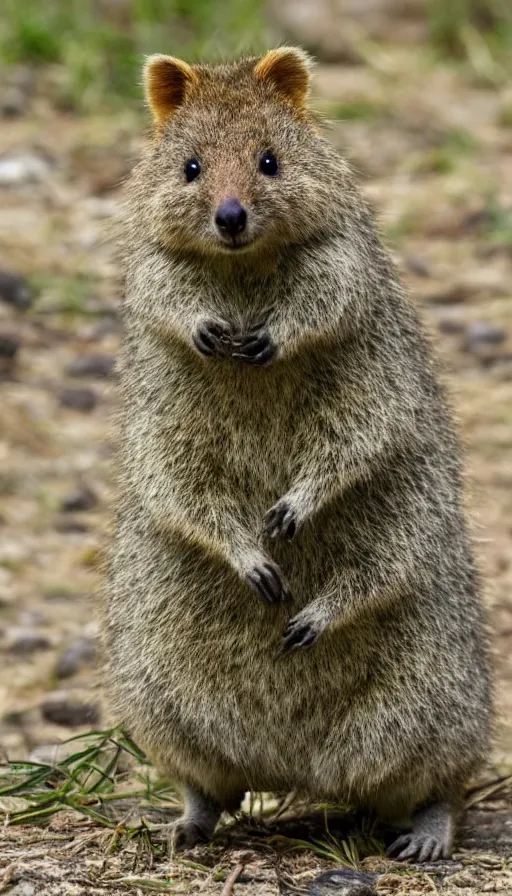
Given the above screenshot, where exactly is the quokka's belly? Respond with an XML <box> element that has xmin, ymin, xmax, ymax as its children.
<box><xmin>109</xmin><ymin>517</ymin><xmax>480</xmax><ymax>804</ymax></box>
<box><xmin>108</xmin><ymin>530</ymin><xmax>367</xmax><ymax>787</ymax></box>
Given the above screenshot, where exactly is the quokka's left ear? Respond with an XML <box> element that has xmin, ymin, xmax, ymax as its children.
<box><xmin>143</xmin><ymin>54</ymin><xmax>198</xmax><ymax>128</ymax></box>
<box><xmin>253</xmin><ymin>47</ymin><xmax>314</xmax><ymax>110</ymax></box>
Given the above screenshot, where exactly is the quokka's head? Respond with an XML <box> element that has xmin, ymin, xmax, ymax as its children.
<box><xmin>139</xmin><ymin>48</ymin><xmax>347</xmax><ymax>257</ymax></box>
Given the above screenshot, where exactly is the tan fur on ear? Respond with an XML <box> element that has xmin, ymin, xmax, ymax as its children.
<box><xmin>144</xmin><ymin>54</ymin><xmax>198</xmax><ymax>127</ymax></box>
<box><xmin>253</xmin><ymin>47</ymin><xmax>313</xmax><ymax>109</ymax></box>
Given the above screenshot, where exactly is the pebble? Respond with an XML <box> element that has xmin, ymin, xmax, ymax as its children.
<box><xmin>308</xmin><ymin>869</ymin><xmax>377</xmax><ymax>895</ymax></box>
<box><xmin>65</xmin><ymin>353</ymin><xmax>116</xmax><ymax>378</ymax></box>
<box><xmin>18</xmin><ymin>611</ymin><xmax>46</xmax><ymax>627</ymax></box>
<box><xmin>44</xmin><ymin>588</ymin><xmax>83</xmax><ymax>603</ymax></box>
<box><xmin>0</xmin><ymin>334</ymin><xmax>19</xmax><ymax>377</ymax></box>
<box><xmin>0</xmin><ymin>152</ymin><xmax>51</xmax><ymax>186</ymax></box>
<box><xmin>59</xmin><ymin>386</ymin><xmax>98</xmax><ymax>412</ymax></box>
<box><xmin>53</xmin><ymin>514</ymin><xmax>89</xmax><ymax>533</ymax></box>
<box><xmin>7</xmin><ymin>628</ymin><xmax>52</xmax><ymax>655</ymax></box>
<box><xmin>41</xmin><ymin>693</ymin><xmax>100</xmax><ymax>727</ymax></box>
<box><xmin>2</xmin><ymin>86</ymin><xmax>27</xmax><ymax>118</ymax></box>
<box><xmin>464</xmin><ymin>321</ymin><xmax>507</xmax><ymax>349</ymax></box>
<box><xmin>2</xmin><ymin>67</ymin><xmax>34</xmax><ymax>118</ymax></box>
<box><xmin>61</xmin><ymin>486</ymin><xmax>98</xmax><ymax>512</ymax></box>
<box><xmin>425</xmin><ymin>283</ymin><xmax>472</xmax><ymax>305</ymax></box>
<box><xmin>87</xmin><ymin>316</ymin><xmax>120</xmax><ymax>341</ymax></box>
<box><xmin>438</xmin><ymin>318</ymin><xmax>466</xmax><ymax>335</ymax></box>
<box><xmin>55</xmin><ymin>638</ymin><xmax>97</xmax><ymax>679</ymax></box>
<box><xmin>0</xmin><ymin>334</ymin><xmax>19</xmax><ymax>358</ymax></box>
<box><xmin>405</xmin><ymin>255</ymin><xmax>431</xmax><ymax>278</ymax></box>
<box><xmin>6</xmin><ymin>883</ymin><xmax>36</xmax><ymax>896</ymax></box>
<box><xmin>0</xmin><ymin>270</ymin><xmax>33</xmax><ymax>309</ymax></box>
<box><xmin>486</xmin><ymin>354</ymin><xmax>512</xmax><ymax>380</ymax></box>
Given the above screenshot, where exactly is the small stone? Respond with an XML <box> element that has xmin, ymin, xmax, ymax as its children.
<box><xmin>0</xmin><ymin>335</ymin><xmax>19</xmax><ymax>357</ymax></box>
<box><xmin>486</xmin><ymin>354</ymin><xmax>512</xmax><ymax>380</ymax></box>
<box><xmin>28</xmin><ymin>743</ymin><xmax>63</xmax><ymax>765</ymax></box>
<box><xmin>438</xmin><ymin>318</ymin><xmax>466</xmax><ymax>335</ymax></box>
<box><xmin>309</xmin><ymin>869</ymin><xmax>377</xmax><ymax>896</ymax></box>
<box><xmin>0</xmin><ymin>152</ymin><xmax>50</xmax><ymax>186</ymax></box>
<box><xmin>41</xmin><ymin>693</ymin><xmax>100</xmax><ymax>727</ymax></box>
<box><xmin>7</xmin><ymin>883</ymin><xmax>36</xmax><ymax>896</ymax></box>
<box><xmin>59</xmin><ymin>386</ymin><xmax>97</xmax><ymax>412</ymax></box>
<box><xmin>0</xmin><ymin>270</ymin><xmax>33</xmax><ymax>309</ymax></box>
<box><xmin>53</xmin><ymin>514</ymin><xmax>88</xmax><ymax>533</ymax></box>
<box><xmin>425</xmin><ymin>283</ymin><xmax>473</xmax><ymax>305</ymax></box>
<box><xmin>61</xmin><ymin>486</ymin><xmax>98</xmax><ymax>512</ymax></box>
<box><xmin>65</xmin><ymin>354</ymin><xmax>116</xmax><ymax>379</ymax></box>
<box><xmin>465</xmin><ymin>321</ymin><xmax>507</xmax><ymax>349</ymax></box>
<box><xmin>88</xmin><ymin>316</ymin><xmax>120</xmax><ymax>340</ymax></box>
<box><xmin>55</xmin><ymin>638</ymin><xmax>97</xmax><ymax>679</ymax></box>
<box><xmin>44</xmin><ymin>588</ymin><xmax>81</xmax><ymax>603</ymax></box>
<box><xmin>7</xmin><ymin>629</ymin><xmax>52</xmax><ymax>655</ymax></box>
<box><xmin>405</xmin><ymin>255</ymin><xmax>431</xmax><ymax>278</ymax></box>
<box><xmin>0</xmin><ymin>334</ymin><xmax>19</xmax><ymax>377</ymax></box>
<box><xmin>2</xmin><ymin>86</ymin><xmax>27</xmax><ymax>118</ymax></box>
<box><xmin>18</xmin><ymin>610</ymin><xmax>45</xmax><ymax>627</ymax></box>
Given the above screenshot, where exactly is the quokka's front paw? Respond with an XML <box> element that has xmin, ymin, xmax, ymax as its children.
<box><xmin>231</xmin><ymin>323</ymin><xmax>277</xmax><ymax>367</ymax></box>
<box><xmin>246</xmin><ymin>559</ymin><xmax>292</xmax><ymax>604</ymax></box>
<box><xmin>264</xmin><ymin>499</ymin><xmax>298</xmax><ymax>540</ymax></box>
<box><xmin>192</xmin><ymin>317</ymin><xmax>234</xmax><ymax>359</ymax></box>
<box><xmin>282</xmin><ymin>606</ymin><xmax>325</xmax><ymax>652</ymax></box>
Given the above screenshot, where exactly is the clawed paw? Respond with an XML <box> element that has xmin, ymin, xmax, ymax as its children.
<box><xmin>193</xmin><ymin>317</ymin><xmax>276</xmax><ymax>366</ymax></box>
<box><xmin>193</xmin><ymin>318</ymin><xmax>234</xmax><ymax>359</ymax></box>
<box><xmin>246</xmin><ymin>560</ymin><xmax>292</xmax><ymax>604</ymax></box>
<box><xmin>264</xmin><ymin>500</ymin><xmax>297</xmax><ymax>540</ymax></box>
<box><xmin>282</xmin><ymin>611</ymin><xmax>323</xmax><ymax>652</ymax></box>
<box><xmin>231</xmin><ymin>323</ymin><xmax>276</xmax><ymax>367</ymax></box>
<box><xmin>387</xmin><ymin>833</ymin><xmax>447</xmax><ymax>863</ymax></box>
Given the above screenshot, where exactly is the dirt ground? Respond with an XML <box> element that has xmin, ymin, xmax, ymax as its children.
<box><xmin>1</xmin><ymin>46</ymin><xmax>512</xmax><ymax>895</ymax></box>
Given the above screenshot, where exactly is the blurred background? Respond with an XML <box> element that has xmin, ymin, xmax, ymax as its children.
<box><xmin>0</xmin><ymin>0</ymin><xmax>511</xmax><ymax>771</ymax></box>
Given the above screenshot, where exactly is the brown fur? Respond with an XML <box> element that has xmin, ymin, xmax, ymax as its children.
<box><xmin>102</xmin><ymin>48</ymin><xmax>493</xmax><ymax>859</ymax></box>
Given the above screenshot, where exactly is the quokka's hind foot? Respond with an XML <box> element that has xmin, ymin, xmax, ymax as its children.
<box><xmin>171</xmin><ymin>816</ymin><xmax>215</xmax><ymax>850</ymax></box>
<box><xmin>387</xmin><ymin>801</ymin><xmax>455</xmax><ymax>863</ymax></box>
<box><xmin>169</xmin><ymin>784</ymin><xmax>222</xmax><ymax>851</ymax></box>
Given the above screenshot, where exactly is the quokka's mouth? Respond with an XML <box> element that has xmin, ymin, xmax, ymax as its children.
<box><xmin>217</xmin><ymin>237</ymin><xmax>257</xmax><ymax>253</ymax></box>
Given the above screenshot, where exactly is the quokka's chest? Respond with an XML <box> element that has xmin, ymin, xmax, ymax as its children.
<box><xmin>159</xmin><ymin>357</ymin><xmax>311</xmax><ymax>496</ymax></box>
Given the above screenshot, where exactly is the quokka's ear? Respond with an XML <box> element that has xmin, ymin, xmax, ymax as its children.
<box><xmin>253</xmin><ymin>47</ymin><xmax>313</xmax><ymax>110</ymax></box>
<box><xmin>143</xmin><ymin>54</ymin><xmax>198</xmax><ymax>127</ymax></box>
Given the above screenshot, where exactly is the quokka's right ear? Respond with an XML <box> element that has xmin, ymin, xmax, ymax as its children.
<box><xmin>143</xmin><ymin>54</ymin><xmax>198</xmax><ymax>128</ymax></box>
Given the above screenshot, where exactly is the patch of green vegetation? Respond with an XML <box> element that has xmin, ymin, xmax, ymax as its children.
<box><xmin>0</xmin><ymin>0</ymin><xmax>266</xmax><ymax>111</ymax></box>
<box><xmin>0</xmin><ymin>557</ymin><xmax>27</xmax><ymax>573</ymax></box>
<box><xmin>443</xmin><ymin>127</ymin><xmax>480</xmax><ymax>154</ymax></box>
<box><xmin>0</xmin><ymin>473</ymin><xmax>20</xmax><ymax>497</ymax></box>
<box><xmin>0</xmin><ymin>728</ymin><xmax>179</xmax><ymax>854</ymax></box>
<box><xmin>386</xmin><ymin>209</ymin><xmax>423</xmax><ymax>243</ymax></box>
<box><xmin>498</xmin><ymin>102</ymin><xmax>512</xmax><ymax>127</ymax></box>
<box><xmin>417</xmin><ymin>127</ymin><xmax>479</xmax><ymax>174</ymax></box>
<box><xmin>35</xmin><ymin>486</ymin><xmax>60</xmax><ymax>512</ymax></box>
<box><xmin>481</xmin><ymin>197</ymin><xmax>512</xmax><ymax>246</ymax></box>
<box><xmin>428</xmin><ymin>0</ymin><xmax>512</xmax><ymax>83</ymax></box>
<box><xmin>30</xmin><ymin>272</ymin><xmax>100</xmax><ymax>316</ymax></box>
<box><xmin>268</xmin><ymin>812</ymin><xmax>383</xmax><ymax>868</ymax></box>
<box><xmin>325</xmin><ymin>98</ymin><xmax>389</xmax><ymax>122</ymax></box>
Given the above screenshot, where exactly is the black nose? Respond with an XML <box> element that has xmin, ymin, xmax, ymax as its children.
<box><xmin>215</xmin><ymin>198</ymin><xmax>247</xmax><ymax>237</ymax></box>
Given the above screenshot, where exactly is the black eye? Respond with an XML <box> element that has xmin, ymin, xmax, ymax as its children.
<box><xmin>259</xmin><ymin>151</ymin><xmax>279</xmax><ymax>177</ymax></box>
<box><xmin>185</xmin><ymin>158</ymin><xmax>201</xmax><ymax>182</ymax></box>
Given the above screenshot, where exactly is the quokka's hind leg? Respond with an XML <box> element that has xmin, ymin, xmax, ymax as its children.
<box><xmin>387</xmin><ymin>801</ymin><xmax>456</xmax><ymax>862</ymax></box>
<box><xmin>171</xmin><ymin>782</ymin><xmax>245</xmax><ymax>850</ymax></box>
<box><xmin>171</xmin><ymin>783</ymin><xmax>222</xmax><ymax>850</ymax></box>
